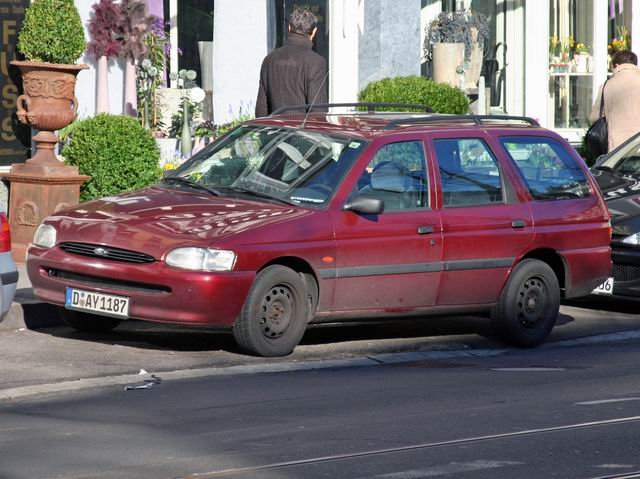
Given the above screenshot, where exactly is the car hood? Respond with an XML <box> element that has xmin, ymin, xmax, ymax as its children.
<box><xmin>46</xmin><ymin>186</ymin><xmax>311</xmax><ymax>255</ymax></box>
<box><xmin>592</xmin><ymin>169</ymin><xmax>640</xmax><ymax>235</ymax></box>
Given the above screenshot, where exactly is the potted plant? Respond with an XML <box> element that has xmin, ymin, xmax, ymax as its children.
<box><xmin>12</xmin><ymin>0</ymin><xmax>88</xmax><ymax>168</ymax></box>
<box><xmin>424</xmin><ymin>10</ymin><xmax>489</xmax><ymax>89</ymax></box>
<box><xmin>573</xmin><ymin>42</ymin><xmax>591</xmax><ymax>73</ymax></box>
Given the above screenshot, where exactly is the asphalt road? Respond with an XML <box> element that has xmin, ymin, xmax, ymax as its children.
<box><xmin>2</xmin><ymin>339</ymin><xmax>640</xmax><ymax>479</ymax></box>
<box><xmin>3</xmin><ymin>277</ymin><xmax>640</xmax><ymax>478</ymax></box>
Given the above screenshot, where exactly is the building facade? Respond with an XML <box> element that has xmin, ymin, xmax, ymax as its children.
<box><xmin>2</xmin><ymin>0</ymin><xmax>638</xmax><ymax>171</ymax></box>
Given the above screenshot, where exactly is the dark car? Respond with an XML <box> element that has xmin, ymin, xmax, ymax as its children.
<box><xmin>27</xmin><ymin>107</ymin><xmax>611</xmax><ymax>357</ymax></box>
<box><xmin>591</xmin><ymin>131</ymin><xmax>640</xmax><ymax>298</ymax></box>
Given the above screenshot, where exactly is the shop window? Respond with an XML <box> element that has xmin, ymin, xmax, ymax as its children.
<box><xmin>548</xmin><ymin>0</ymin><xmax>594</xmax><ymax>129</ymax></box>
<box><xmin>177</xmin><ymin>0</ymin><xmax>213</xmax><ymax>88</ymax></box>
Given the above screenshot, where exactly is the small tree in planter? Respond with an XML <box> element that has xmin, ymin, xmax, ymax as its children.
<box><xmin>8</xmin><ymin>0</ymin><xmax>90</xmax><ymax>262</ymax></box>
<box><xmin>13</xmin><ymin>0</ymin><xmax>88</xmax><ymax>168</ymax></box>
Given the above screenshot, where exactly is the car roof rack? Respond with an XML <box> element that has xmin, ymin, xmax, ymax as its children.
<box><xmin>269</xmin><ymin>102</ymin><xmax>433</xmax><ymax>116</ymax></box>
<box><xmin>383</xmin><ymin>114</ymin><xmax>540</xmax><ymax>130</ymax></box>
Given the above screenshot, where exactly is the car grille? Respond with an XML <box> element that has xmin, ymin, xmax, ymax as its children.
<box><xmin>60</xmin><ymin>242</ymin><xmax>155</xmax><ymax>264</ymax></box>
<box><xmin>612</xmin><ymin>263</ymin><xmax>640</xmax><ymax>283</ymax></box>
<box><xmin>47</xmin><ymin>269</ymin><xmax>171</xmax><ymax>294</ymax></box>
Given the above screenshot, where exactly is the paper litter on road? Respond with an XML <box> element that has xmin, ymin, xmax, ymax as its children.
<box><xmin>124</xmin><ymin>374</ymin><xmax>162</xmax><ymax>391</ymax></box>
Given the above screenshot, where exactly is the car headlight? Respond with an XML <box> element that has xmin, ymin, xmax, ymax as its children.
<box><xmin>622</xmin><ymin>233</ymin><xmax>640</xmax><ymax>246</ymax></box>
<box><xmin>33</xmin><ymin>224</ymin><xmax>57</xmax><ymax>249</ymax></box>
<box><xmin>165</xmin><ymin>247</ymin><xmax>236</xmax><ymax>271</ymax></box>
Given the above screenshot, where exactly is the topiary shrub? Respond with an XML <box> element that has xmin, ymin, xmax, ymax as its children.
<box><xmin>63</xmin><ymin>114</ymin><xmax>162</xmax><ymax>202</ymax></box>
<box><xmin>358</xmin><ymin>76</ymin><xmax>470</xmax><ymax>114</ymax></box>
<box><xmin>18</xmin><ymin>0</ymin><xmax>86</xmax><ymax>64</ymax></box>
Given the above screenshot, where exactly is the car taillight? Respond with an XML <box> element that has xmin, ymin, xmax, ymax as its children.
<box><xmin>0</xmin><ymin>213</ymin><xmax>11</xmax><ymax>253</ymax></box>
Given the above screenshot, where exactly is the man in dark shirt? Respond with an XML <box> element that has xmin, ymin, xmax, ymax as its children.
<box><xmin>255</xmin><ymin>8</ymin><xmax>328</xmax><ymax>117</ymax></box>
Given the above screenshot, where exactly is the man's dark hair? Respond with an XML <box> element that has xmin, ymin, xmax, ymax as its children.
<box><xmin>288</xmin><ymin>8</ymin><xmax>318</xmax><ymax>35</ymax></box>
<box><xmin>613</xmin><ymin>50</ymin><xmax>638</xmax><ymax>67</ymax></box>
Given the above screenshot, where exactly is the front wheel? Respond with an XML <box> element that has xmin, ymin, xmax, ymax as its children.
<box><xmin>491</xmin><ymin>259</ymin><xmax>560</xmax><ymax>347</ymax></box>
<box><xmin>58</xmin><ymin>308</ymin><xmax>122</xmax><ymax>333</ymax></box>
<box><xmin>233</xmin><ymin>265</ymin><xmax>309</xmax><ymax>357</ymax></box>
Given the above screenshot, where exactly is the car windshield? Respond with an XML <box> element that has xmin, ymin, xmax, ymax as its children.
<box><xmin>168</xmin><ymin>125</ymin><xmax>367</xmax><ymax>208</ymax></box>
<box><xmin>599</xmin><ymin>133</ymin><xmax>640</xmax><ymax>175</ymax></box>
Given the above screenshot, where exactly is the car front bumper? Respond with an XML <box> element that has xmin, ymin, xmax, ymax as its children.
<box><xmin>27</xmin><ymin>246</ymin><xmax>255</xmax><ymax>327</ymax></box>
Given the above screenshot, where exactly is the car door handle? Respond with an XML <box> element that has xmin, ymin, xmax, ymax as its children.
<box><xmin>511</xmin><ymin>219</ymin><xmax>526</xmax><ymax>229</ymax></box>
<box><xmin>417</xmin><ymin>225</ymin><xmax>434</xmax><ymax>234</ymax></box>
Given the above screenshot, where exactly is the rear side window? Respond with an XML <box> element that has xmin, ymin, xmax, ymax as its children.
<box><xmin>500</xmin><ymin>136</ymin><xmax>591</xmax><ymax>200</ymax></box>
<box><xmin>433</xmin><ymin>138</ymin><xmax>503</xmax><ymax>207</ymax></box>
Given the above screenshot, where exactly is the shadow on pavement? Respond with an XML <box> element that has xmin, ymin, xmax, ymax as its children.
<box><xmin>564</xmin><ymin>295</ymin><xmax>640</xmax><ymax>315</ymax></box>
<box><xmin>29</xmin><ymin>314</ymin><xmax>515</xmax><ymax>355</ymax></box>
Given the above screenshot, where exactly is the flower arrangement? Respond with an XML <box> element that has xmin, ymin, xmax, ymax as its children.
<box><xmin>608</xmin><ymin>26</ymin><xmax>631</xmax><ymax>54</ymax></box>
<box><xmin>120</xmin><ymin>0</ymin><xmax>154</xmax><ymax>61</ymax></box>
<box><xmin>169</xmin><ymin>69</ymin><xmax>198</xmax><ymax>158</ymax></box>
<box><xmin>87</xmin><ymin>0</ymin><xmax>124</xmax><ymax>59</ymax></box>
<box><xmin>574</xmin><ymin>42</ymin><xmax>590</xmax><ymax>55</ymax></box>
<box><xmin>549</xmin><ymin>35</ymin><xmax>590</xmax><ymax>72</ymax></box>
<box><xmin>138</xmin><ymin>59</ymin><xmax>160</xmax><ymax>128</ymax></box>
<box><xmin>424</xmin><ymin>10</ymin><xmax>490</xmax><ymax>63</ymax></box>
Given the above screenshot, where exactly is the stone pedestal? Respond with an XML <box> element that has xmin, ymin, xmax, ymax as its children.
<box><xmin>2</xmin><ymin>164</ymin><xmax>89</xmax><ymax>263</ymax></box>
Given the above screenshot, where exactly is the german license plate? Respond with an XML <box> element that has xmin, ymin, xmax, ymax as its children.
<box><xmin>592</xmin><ymin>277</ymin><xmax>614</xmax><ymax>295</ymax></box>
<box><xmin>65</xmin><ymin>287</ymin><xmax>130</xmax><ymax>318</ymax></box>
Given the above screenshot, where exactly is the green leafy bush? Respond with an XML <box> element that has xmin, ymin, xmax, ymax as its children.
<box><xmin>358</xmin><ymin>76</ymin><xmax>470</xmax><ymax>114</ymax></box>
<box><xmin>63</xmin><ymin>114</ymin><xmax>162</xmax><ymax>202</ymax></box>
<box><xmin>18</xmin><ymin>0</ymin><xmax>86</xmax><ymax>64</ymax></box>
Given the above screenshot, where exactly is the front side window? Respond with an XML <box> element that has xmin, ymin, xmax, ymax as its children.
<box><xmin>501</xmin><ymin>136</ymin><xmax>591</xmax><ymax>200</ymax></box>
<box><xmin>172</xmin><ymin>126</ymin><xmax>367</xmax><ymax>208</ymax></box>
<box><xmin>433</xmin><ymin>138</ymin><xmax>503</xmax><ymax>207</ymax></box>
<box><xmin>351</xmin><ymin>141</ymin><xmax>429</xmax><ymax>211</ymax></box>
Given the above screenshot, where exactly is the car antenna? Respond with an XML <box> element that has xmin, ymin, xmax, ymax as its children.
<box><xmin>301</xmin><ymin>69</ymin><xmax>330</xmax><ymax>129</ymax></box>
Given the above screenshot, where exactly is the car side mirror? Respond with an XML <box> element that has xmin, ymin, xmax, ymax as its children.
<box><xmin>343</xmin><ymin>194</ymin><xmax>384</xmax><ymax>215</ymax></box>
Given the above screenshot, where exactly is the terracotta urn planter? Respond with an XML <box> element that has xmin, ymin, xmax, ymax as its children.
<box><xmin>11</xmin><ymin>60</ymin><xmax>88</xmax><ymax>169</ymax></box>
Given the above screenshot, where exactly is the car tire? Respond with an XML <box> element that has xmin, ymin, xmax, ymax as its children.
<box><xmin>233</xmin><ymin>265</ymin><xmax>309</xmax><ymax>357</ymax></box>
<box><xmin>58</xmin><ymin>308</ymin><xmax>122</xmax><ymax>333</ymax></box>
<box><xmin>491</xmin><ymin>259</ymin><xmax>560</xmax><ymax>347</ymax></box>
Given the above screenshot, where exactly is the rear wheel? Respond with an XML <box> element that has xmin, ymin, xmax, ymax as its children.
<box><xmin>233</xmin><ymin>265</ymin><xmax>309</xmax><ymax>357</ymax></box>
<box><xmin>58</xmin><ymin>308</ymin><xmax>121</xmax><ymax>333</ymax></box>
<box><xmin>491</xmin><ymin>259</ymin><xmax>560</xmax><ymax>347</ymax></box>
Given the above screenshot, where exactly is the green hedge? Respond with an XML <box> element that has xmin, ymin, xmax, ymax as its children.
<box><xmin>358</xmin><ymin>76</ymin><xmax>470</xmax><ymax>114</ymax></box>
<box><xmin>63</xmin><ymin>114</ymin><xmax>162</xmax><ymax>202</ymax></box>
<box><xmin>18</xmin><ymin>0</ymin><xmax>86</xmax><ymax>64</ymax></box>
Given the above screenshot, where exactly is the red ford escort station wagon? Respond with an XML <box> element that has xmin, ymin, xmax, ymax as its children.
<box><xmin>27</xmin><ymin>106</ymin><xmax>612</xmax><ymax>356</ymax></box>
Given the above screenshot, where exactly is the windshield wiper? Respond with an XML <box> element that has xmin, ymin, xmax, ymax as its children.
<box><xmin>228</xmin><ymin>186</ymin><xmax>294</xmax><ymax>205</ymax></box>
<box><xmin>161</xmin><ymin>176</ymin><xmax>221</xmax><ymax>196</ymax></box>
<box><xmin>594</xmin><ymin>165</ymin><xmax>614</xmax><ymax>172</ymax></box>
